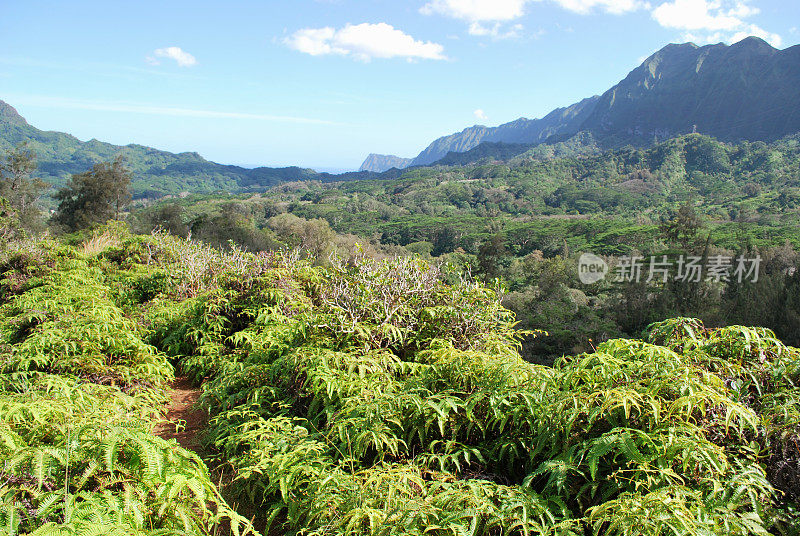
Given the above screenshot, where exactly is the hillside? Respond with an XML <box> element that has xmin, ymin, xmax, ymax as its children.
<box><xmin>132</xmin><ymin>132</ymin><xmax>800</xmax><ymax>358</ymax></box>
<box><xmin>411</xmin><ymin>96</ymin><xmax>599</xmax><ymax>166</ymax></box>
<box><xmin>0</xmin><ymin>100</ymin><xmax>324</xmax><ymax>199</ymax></box>
<box><xmin>580</xmin><ymin>37</ymin><xmax>800</xmax><ymax>147</ymax></box>
<box><xmin>405</xmin><ymin>37</ymin><xmax>800</xmax><ymax>166</ymax></box>
<box><xmin>282</xmin><ymin>134</ymin><xmax>800</xmax><ymax>250</ymax></box>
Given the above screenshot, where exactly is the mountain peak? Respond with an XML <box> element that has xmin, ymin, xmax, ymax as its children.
<box><xmin>641</xmin><ymin>37</ymin><xmax>776</xmax><ymax>73</ymax></box>
<box><xmin>0</xmin><ymin>100</ymin><xmax>28</xmax><ymax>126</ymax></box>
<box><xmin>359</xmin><ymin>153</ymin><xmax>413</xmax><ymax>173</ymax></box>
<box><xmin>730</xmin><ymin>35</ymin><xmax>775</xmax><ymax>51</ymax></box>
<box><xmin>577</xmin><ymin>36</ymin><xmax>800</xmax><ymax>147</ymax></box>
<box><xmin>401</xmin><ymin>37</ymin><xmax>800</xmax><ymax>165</ymax></box>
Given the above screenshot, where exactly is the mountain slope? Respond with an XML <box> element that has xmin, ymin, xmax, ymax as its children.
<box><xmin>359</xmin><ymin>153</ymin><xmax>413</xmax><ymax>172</ymax></box>
<box><xmin>411</xmin><ymin>96</ymin><xmax>599</xmax><ymax>166</ymax></box>
<box><xmin>0</xmin><ymin>100</ymin><xmax>323</xmax><ymax>199</ymax></box>
<box><xmin>579</xmin><ymin>37</ymin><xmax>800</xmax><ymax>147</ymax></box>
<box><xmin>410</xmin><ymin>37</ymin><xmax>800</xmax><ymax>165</ymax></box>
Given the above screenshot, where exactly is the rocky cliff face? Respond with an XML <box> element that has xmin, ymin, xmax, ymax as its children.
<box><xmin>359</xmin><ymin>153</ymin><xmax>413</xmax><ymax>172</ymax></box>
<box><xmin>579</xmin><ymin>37</ymin><xmax>800</xmax><ymax>147</ymax></box>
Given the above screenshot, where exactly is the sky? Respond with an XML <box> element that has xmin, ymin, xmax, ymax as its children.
<box><xmin>0</xmin><ymin>0</ymin><xmax>797</xmax><ymax>171</ymax></box>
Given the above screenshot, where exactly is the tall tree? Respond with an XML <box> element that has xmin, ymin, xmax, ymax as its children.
<box><xmin>0</xmin><ymin>143</ymin><xmax>46</xmax><ymax>230</ymax></box>
<box><xmin>660</xmin><ymin>202</ymin><xmax>701</xmax><ymax>250</ymax></box>
<box><xmin>477</xmin><ymin>233</ymin><xmax>507</xmax><ymax>280</ymax></box>
<box><xmin>0</xmin><ymin>197</ymin><xmax>20</xmax><ymax>246</ymax></box>
<box><xmin>53</xmin><ymin>156</ymin><xmax>132</xmax><ymax>232</ymax></box>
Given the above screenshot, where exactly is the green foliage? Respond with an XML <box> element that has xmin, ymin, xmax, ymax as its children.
<box><xmin>52</xmin><ymin>157</ymin><xmax>132</xmax><ymax>232</ymax></box>
<box><xmin>127</xmin><ymin>134</ymin><xmax>800</xmax><ymax>359</ymax></box>
<box><xmin>128</xmin><ymin>232</ymin><xmax>798</xmax><ymax>535</ymax></box>
<box><xmin>0</xmin><ymin>197</ymin><xmax>21</xmax><ymax>247</ymax></box>
<box><xmin>0</xmin><ymin>235</ymin><xmax>257</xmax><ymax>536</ymax></box>
<box><xmin>0</xmin><ymin>143</ymin><xmax>46</xmax><ymax>231</ymax></box>
<box><xmin>1</xmin><ymin>229</ymin><xmax>798</xmax><ymax>535</ymax></box>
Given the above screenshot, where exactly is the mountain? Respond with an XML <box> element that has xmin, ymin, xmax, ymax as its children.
<box><xmin>411</xmin><ymin>96</ymin><xmax>599</xmax><ymax>166</ymax></box>
<box><xmin>5</xmin><ymin>36</ymin><xmax>799</xmax><ymax>199</ymax></box>
<box><xmin>0</xmin><ymin>100</ymin><xmax>28</xmax><ymax>127</ymax></box>
<box><xmin>434</xmin><ymin>131</ymin><xmax>603</xmax><ymax>166</ymax></box>
<box><xmin>359</xmin><ymin>153</ymin><xmax>413</xmax><ymax>173</ymax></box>
<box><xmin>577</xmin><ymin>37</ymin><xmax>800</xmax><ymax>147</ymax></box>
<box><xmin>410</xmin><ymin>37</ymin><xmax>800</xmax><ymax>166</ymax></box>
<box><xmin>0</xmin><ymin>100</ymin><xmax>330</xmax><ymax>200</ymax></box>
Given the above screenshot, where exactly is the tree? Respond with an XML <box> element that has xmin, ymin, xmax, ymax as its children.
<box><xmin>660</xmin><ymin>202</ymin><xmax>701</xmax><ymax>249</ymax></box>
<box><xmin>743</xmin><ymin>182</ymin><xmax>762</xmax><ymax>198</ymax></box>
<box><xmin>53</xmin><ymin>156</ymin><xmax>132</xmax><ymax>231</ymax></box>
<box><xmin>267</xmin><ymin>213</ymin><xmax>335</xmax><ymax>259</ymax></box>
<box><xmin>140</xmin><ymin>202</ymin><xmax>188</xmax><ymax>237</ymax></box>
<box><xmin>0</xmin><ymin>197</ymin><xmax>20</xmax><ymax>246</ymax></box>
<box><xmin>0</xmin><ymin>143</ymin><xmax>46</xmax><ymax>230</ymax></box>
<box><xmin>477</xmin><ymin>233</ymin><xmax>507</xmax><ymax>280</ymax></box>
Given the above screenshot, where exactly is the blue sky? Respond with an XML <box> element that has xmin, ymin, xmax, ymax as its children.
<box><xmin>1</xmin><ymin>0</ymin><xmax>797</xmax><ymax>171</ymax></box>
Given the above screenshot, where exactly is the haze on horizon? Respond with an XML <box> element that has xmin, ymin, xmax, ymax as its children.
<box><xmin>1</xmin><ymin>0</ymin><xmax>796</xmax><ymax>171</ymax></box>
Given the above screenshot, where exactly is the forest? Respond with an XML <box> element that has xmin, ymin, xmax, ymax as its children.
<box><xmin>0</xmin><ymin>133</ymin><xmax>798</xmax><ymax>534</ymax></box>
<box><xmin>130</xmin><ymin>133</ymin><xmax>800</xmax><ymax>360</ymax></box>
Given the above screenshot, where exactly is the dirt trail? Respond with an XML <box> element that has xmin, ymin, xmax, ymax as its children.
<box><xmin>155</xmin><ymin>376</ymin><xmax>206</xmax><ymax>451</ymax></box>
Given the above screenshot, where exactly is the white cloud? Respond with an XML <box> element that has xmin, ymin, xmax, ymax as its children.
<box><xmin>421</xmin><ymin>0</ymin><xmax>645</xmax><ymax>39</ymax></box>
<box><xmin>8</xmin><ymin>95</ymin><xmax>336</xmax><ymax>125</ymax></box>
<box><xmin>150</xmin><ymin>46</ymin><xmax>198</xmax><ymax>67</ymax></box>
<box><xmin>421</xmin><ymin>0</ymin><xmax>644</xmax><ymax>21</ymax></box>
<box><xmin>420</xmin><ymin>0</ymin><xmax>779</xmax><ymax>48</ymax></box>
<box><xmin>551</xmin><ymin>0</ymin><xmax>647</xmax><ymax>15</ymax></box>
<box><xmin>468</xmin><ymin>22</ymin><xmax>525</xmax><ymax>39</ymax></box>
<box><xmin>727</xmin><ymin>2</ymin><xmax>758</xmax><ymax>17</ymax></box>
<box><xmin>284</xmin><ymin>23</ymin><xmax>446</xmax><ymax>61</ymax></box>
<box><xmin>652</xmin><ymin>0</ymin><xmax>741</xmax><ymax>31</ymax></box>
<box><xmin>474</xmin><ymin>109</ymin><xmax>488</xmax><ymax>121</ymax></box>
<box><xmin>652</xmin><ymin>0</ymin><xmax>781</xmax><ymax>47</ymax></box>
<box><xmin>420</xmin><ymin>0</ymin><xmax>529</xmax><ymax>22</ymax></box>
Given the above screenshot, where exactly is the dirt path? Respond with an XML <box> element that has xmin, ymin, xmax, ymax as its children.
<box><xmin>155</xmin><ymin>376</ymin><xmax>206</xmax><ymax>451</ymax></box>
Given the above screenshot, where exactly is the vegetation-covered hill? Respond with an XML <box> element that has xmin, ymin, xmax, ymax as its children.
<box><xmin>132</xmin><ymin>133</ymin><xmax>800</xmax><ymax>360</ymax></box>
<box><xmin>140</xmin><ymin>133</ymin><xmax>800</xmax><ymax>255</ymax></box>
<box><xmin>0</xmin><ymin>227</ymin><xmax>797</xmax><ymax>534</ymax></box>
<box><xmin>0</xmin><ymin>100</ymin><xmax>343</xmax><ymax>199</ymax></box>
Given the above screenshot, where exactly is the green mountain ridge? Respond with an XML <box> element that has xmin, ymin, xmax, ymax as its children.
<box><xmin>411</xmin><ymin>96</ymin><xmax>600</xmax><ymax>166</ymax></box>
<box><xmin>0</xmin><ymin>100</ymin><xmax>337</xmax><ymax>199</ymax></box>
